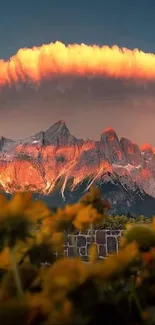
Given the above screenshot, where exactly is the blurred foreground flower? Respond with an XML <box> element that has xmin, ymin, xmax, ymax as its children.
<box><xmin>43</xmin><ymin>257</ymin><xmax>89</xmax><ymax>296</ymax></box>
<box><xmin>121</xmin><ymin>224</ymin><xmax>155</xmax><ymax>252</ymax></box>
<box><xmin>73</xmin><ymin>204</ymin><xmax>102</xmax><ymax>231</ymax></box>
<box><xmin>43</xmin><ymin>203</ymin><xmax>81</xmax><ymax>233</ymax></box>
<box><xmin>51</xmin><ymin>232</ymin><xmax>65</xmax><ymax>255</ymax></box>
<box><xmin>0</xmin><ymin>191</ymin><xmax>52</xmax><ymax>298</ymax></box>
<box><xmin>89</xmin><ymin>244</ymin><xmax>98</xmax><ymax>263</ymax></box>
<box><xmin>42</xmin><ymin>258</ymin><xmax>90</xmax><ymax>324</ymax></box>
<box><xmin>42</xmin><ymin>186</ymin><xmax>111</xmax><ymax>236</ymax></box>
<box><xmin>0</xmin><ymin>192</ymin><xmax>51</xmax><ymax>248</ymax></box>
<box><xmin>80</xmin><ymin>185</ymin><xmax>111</xmax><ymax>214</ymax></box>
<box><xmin>18</xmin><ymin>231</ymin><xmax>57</xmax><ymax>268</ymax></box>
<box><xmin>91</xmin><ymin>242</ymin><xmax>139</xmax><ymax>283</ymax></box>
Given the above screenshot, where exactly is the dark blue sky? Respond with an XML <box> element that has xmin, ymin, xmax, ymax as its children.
<box><xmin>1</xmin><ymin>0</ymin><xmax>155</xmax><ymax>59</ymax></box>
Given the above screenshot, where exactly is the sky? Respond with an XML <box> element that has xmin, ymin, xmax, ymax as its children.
<box><xmin>1</xmin><ymin>0</ymin><xmax>155</xmax><ymax>146</ymax></box>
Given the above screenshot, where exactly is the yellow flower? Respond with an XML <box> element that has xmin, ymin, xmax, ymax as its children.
<box><xmin>80</xmin><ymin>185</ymin><xmax>111</xmax><ymax>213</ymax></box>
<box><xmin>24</xmin><ymin>200</ymin><xmax>51</xmax><ymax>223</ymax></box>
<box><xmin>0</xmin><ymin>191</ymin><xmax>51</xmax><ymax>226</ymax></box>
<box><xmin>51</xmin><ymin>232</ymin><xmax>65</xmax><ymax>253</ymax></box>
<box><xmin>63</xmin><ymin>204</ymin><xmax>81</xmax><ymax>219</ymax></box>
<box><xmin>0</xmin><ymin>192</ymin><xmax>53</xmax><ymax>250</ymax></box>
<box><xmin>4</xmin><ymin>191</ymin><xmax>51</xmax><ymax>225</ymax></box>
<box><xmin>27</xmin><ymin>293</ymin><xmax>52</xmax><ymax>319</ymax></box>
<box><xmin>123</xmin><ymin>225</ymin><xmax>155</xmax><ymax>251</ymax></box>
<box><xmin>33</xmin><ymin>232</ymin><xmax>45</xmax><ymax>245</ymax></box>
<box><xmin>92</xmin><ymin>242</ymin><xmax>138</xmax><ymax>281</ymax></box>
<box><xmin>41</xmin><ymin>216</ymin><xmax>54</xmax><ymax>237</ymax></box>
<box><xmin>0</xmin><ymin>248</ymin><xmax>10</xmax><ymax>268</ymax></box>
<box><xmin>73</xmin><ymin>205</ymin><xmax>101</xmax><ymax>231</ymax></box>
<box><xmin>0</xmin><ymin>241</ymin><xmax>33</xmax><ymax>269</ymax></box>
<box><xmin>43</xmin><ymin>258</ymin><xmax>89</xmax><ymax>297</ymax></box>
<box><xmin>119</xmin><ymin>236</ymin><xmax>126</xmax><ymax>248</ymax></box>
<box><xmin>125</xmin><ymin>223</ymin><xmax>133</xmax><ymax>231</ymax></box>
<box><xmin>45</xmin><ymin>203</ymin><xmax>81</xmax><ymax>233</ymax></box>
<box><xmin>7</xmin><ymin>192</ymin><xmax>33</xmax><ymax>217</ymax></box>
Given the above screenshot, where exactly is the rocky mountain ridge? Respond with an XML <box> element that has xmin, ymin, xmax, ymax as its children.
<box><xmin>0</xmin><ymin>120</ymin><xmax>155</xmax><ymax>215</ymax></box>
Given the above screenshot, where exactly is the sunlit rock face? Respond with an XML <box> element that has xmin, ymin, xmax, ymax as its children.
<box><xmin>99</xmin><ymin>127</ymin><xmax>126</xmax><ymax>165</ymax></box>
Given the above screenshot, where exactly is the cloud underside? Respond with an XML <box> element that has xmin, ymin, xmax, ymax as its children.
<box><xmin>0</xmin><ymin>75</ymin><xmax>155</xmax><ymax>104</ymax></box>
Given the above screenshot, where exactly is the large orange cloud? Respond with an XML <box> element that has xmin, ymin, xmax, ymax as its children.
<box><xmin>0</xmin><ymin>41</ymin><xmax>155</xmax><ymax>87</ymax></box>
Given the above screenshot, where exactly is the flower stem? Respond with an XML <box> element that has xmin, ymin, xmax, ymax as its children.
<box><xmin>9</xmin><ymin>246</ymin><xmax>24</xmax><ymax>298</ymax></box>
<box><xmin>90</xmin><ymin>223</ymin><xmax>94</xmax><ymax>244</ymax></box>
<box><xmin>132</xmin><ymin>282</ymin><xmax>143</xmax><ymax>317</ymax></box>
<box><xmin>71</xmin><ymin>234</ymin><xmax>78</xmax><ymax>257</ymax></box>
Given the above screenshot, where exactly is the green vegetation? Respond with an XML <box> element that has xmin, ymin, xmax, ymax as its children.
<box><xmin>0</xmin><ymin>186</ymin><xmax>155</xmax><ymax>324</ymax></box>
<box><xmin>98</xmin><ymin>214</ymin><xmax>152</xmax><ymax>230</ymax></box>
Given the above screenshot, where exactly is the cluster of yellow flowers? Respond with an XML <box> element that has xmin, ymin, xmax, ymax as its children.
<box><xmin>42</xmin><ymin>203</ymin><xmax>102</xmax><ymax>234</ymax></box>
<box><xmin>0</xmin><ymin>191</ymin><xmax>51</xmax><ymax>226</ymax></box>
<box><xmin>0</xmin><ymin>191</ymin><xmax>51</xmax><ymax>249</ymax></box>
<box><xmin>41</xmin><ymin>186</ymin><xmax>110</xmax><ymax>238</ymax></box>
<box><xmin>33</xmin><ymin>242</ymin><xmax>139</xmax><ymax>324</ymax></box>
<box><xmin>0</xmin><ymin>186</ymin><xmax>108</xmax><ymax>268</ymax></box>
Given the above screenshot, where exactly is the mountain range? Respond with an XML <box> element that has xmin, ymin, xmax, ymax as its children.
<box><xmin>1</xmin><ymin>120</ymin><xmax>155</xmax><ymax>216</ymax></box>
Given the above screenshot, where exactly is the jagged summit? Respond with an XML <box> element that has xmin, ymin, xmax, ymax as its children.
<box><xmin>0</xmin><ymin>136</ymin><xmax>14</xmax><ymax>142</ymax></box>
<box><xmin>56</xmin><ymin>120</ymin><xmax>66</xmax><ymax>124</ymax></box>
<box><xmin>100</xmin><ymin>127</ymin><xmax>118</xmax><ymax>144</ymax></box>
<box><xmin>43</xmin><ymin>120</ymin><xmax>80</xmax><ymax>146</ymax></box>
<box><xmin>0</xmin><ymin>136</ymin><xmax>15</xmax><ymax>151</ymax></box>
<box><xmin>101</xmin><ymin>127</ymin><xmax>116</xmax><ymax>135</ymax></box>
<box><xmin>45</xmin><ymin>120</ymin><xmax>70</xmax><ymax>136</ymax></box>
<box><xmin>140</xmin><ymin>143</ymin><xmax>154</xmax><ymax>152</ymax></box>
